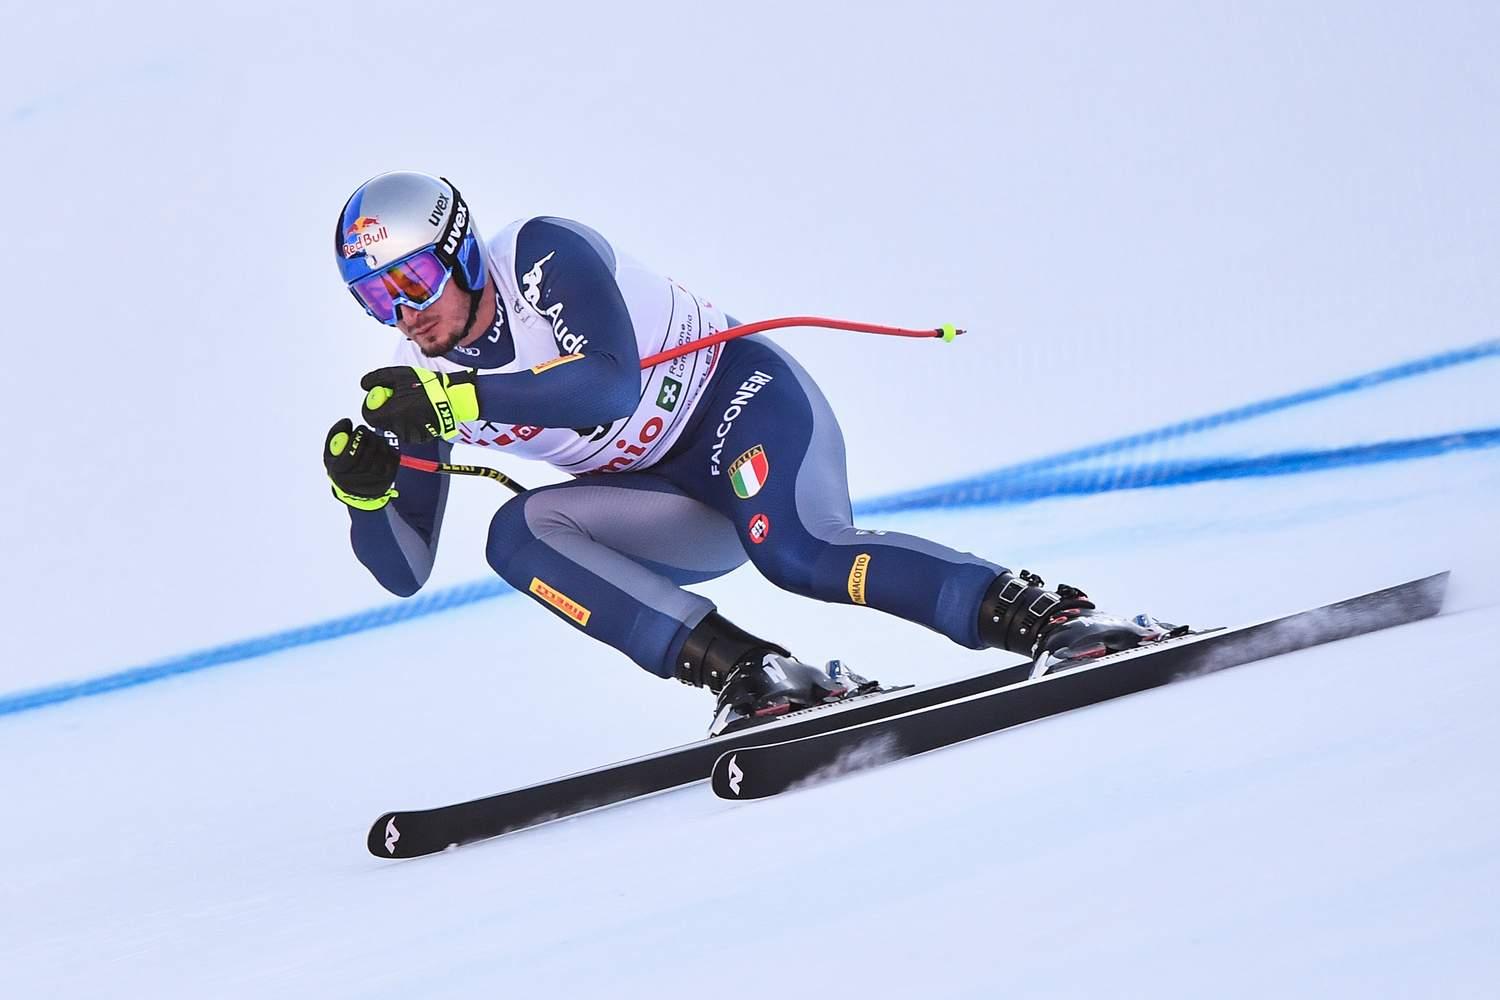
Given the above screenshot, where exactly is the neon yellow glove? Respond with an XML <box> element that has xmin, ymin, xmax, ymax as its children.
<box><xmin>359</xmin><ymin>366</ymin><xmax>479</xmax><ymax>444</ymax></box>
<box><xmin>324</xmin><ymin>418</ymin><xmax>400</xmax><ymax>511</ymax></box>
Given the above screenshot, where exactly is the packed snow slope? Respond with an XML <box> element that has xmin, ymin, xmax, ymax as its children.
<box><xmin>3</xmin><ymin>2</ymin><xmax>1499</xmax><ymax>997</ymax></box>
<box><xmin>2</xmin><ymin>458</ymin><xmax>1497</xmax><ymax>998</ymax></box>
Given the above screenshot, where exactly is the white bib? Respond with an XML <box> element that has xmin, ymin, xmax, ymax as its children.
<box><xmin>392</xmin><ymin>218</ymin><xmax>724</xmax><ymax>475</ymax></box>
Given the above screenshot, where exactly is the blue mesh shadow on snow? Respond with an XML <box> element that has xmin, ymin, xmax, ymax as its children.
<box><xmin>855</xmin><ymin>426</ymin><xmax>1500</xmax><ymax>514</ymax></box>
<box><xmin>3</xmin><ymin>338</ymin><xmax>1498</xmax><ymax>718</ymax></box>
<box><xmin>856</xmin><ymin>337</ymin><xmax>1500</xmax><ymax>512</ymax></box>
<box><xmin>0</xmin><ymin>579</ymin><xmax>511</xmax><ymax>715</ymax></box>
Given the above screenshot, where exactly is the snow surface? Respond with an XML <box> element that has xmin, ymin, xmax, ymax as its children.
<box><xmin>3</xmin><ymin>461</ymin><xmax>1496</xmax><ymax>998</ymax></box>
<box><xmin>3</xmin><ymin>3</ymin><xmax>1499</xmax><ymax>997</ymax></box>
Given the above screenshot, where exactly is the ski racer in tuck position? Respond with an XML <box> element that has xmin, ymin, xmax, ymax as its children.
<box><xmin>325</xmin><ymin>170</ymin><xmax>1174</xmax><ymax>735</ymax></box>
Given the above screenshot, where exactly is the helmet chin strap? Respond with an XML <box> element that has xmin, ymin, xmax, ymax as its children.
<box><xmin>455</xmin><ymin>268</ymin><xmax>489</xmax><ymax>347</ymax></box>
<box><xmin>461</xmin><ymin>285</ymin><xmax>483</xmax><ymax>341</ymax></box>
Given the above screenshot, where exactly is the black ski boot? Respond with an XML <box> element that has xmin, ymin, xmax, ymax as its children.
<box><xmin>977</xmin><ymin>570</ymin><xmax>1184</xmax><ymax>676</ymax></box>
<box><xmin>675</xmin><ymin>613</ymin><xmax>876</xmax><ymax>736</ymax></box>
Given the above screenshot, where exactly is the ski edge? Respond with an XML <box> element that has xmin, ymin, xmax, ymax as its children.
<box><xmin>366</xmin><ymin>660</ymin><xmax>1034</xmax><ymax>858</ymax></box>
<box><xmin>709</xmin><ymin>571</ymin><xmax>1450</xmax><ymax>799</ymax></box>
<box><xmin>363</xmin><ymin>685</ymin><xmax>916</xmax><ymax>857</ymax></box>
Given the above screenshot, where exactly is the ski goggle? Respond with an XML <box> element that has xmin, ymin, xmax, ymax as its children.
<box><xmin>346</xmin><ymin>248</ymin><xmax>455</xmax><ymax>326</ymax></box>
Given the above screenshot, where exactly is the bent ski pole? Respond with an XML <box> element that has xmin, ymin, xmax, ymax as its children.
<box><xmin>637</xmin><ymin>315</ymin><xmax>962</xmax><ymax>369</ymax></box>
<box><xmin>396</xmin><ymin>315</ymin><xmax>963</xmax><ymax>487</ymax></box>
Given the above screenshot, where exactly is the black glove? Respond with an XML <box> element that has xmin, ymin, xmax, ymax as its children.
<box><xmin>360</xmin><ymin>366</ymin><xmax>479</xmax><ymax>444</ymax></box>
<box><xmin>323</xmin><ymin>418</ymin><xmax>400</xmax><ymax>510</ymax></box>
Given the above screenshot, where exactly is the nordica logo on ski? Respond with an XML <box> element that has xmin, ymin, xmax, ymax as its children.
<box><xmin>521</xmin><ymin>251</ymin><xmax>589</xmax><ymax>354</ymax></box>
<box><xmin>727</xmin><ymin>754</ymin><xmax>745</xmax><ymax>796</ymax></box>
<box><xmin>385</xmin><ymin>817</ymin><xmax>401</xmax><ymax>855</ymax></box>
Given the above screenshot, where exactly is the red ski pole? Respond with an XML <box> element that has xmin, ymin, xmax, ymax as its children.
<box><xmin>396</xmin><ymin>315</ymin><xmax>963</xmax><ymax>485</ymax></box>
<box><xmin>638</xmin><ymin>316</ymin><xmax>961</xmax><ymax>369</ymax></box>
<box><xmin>394</xmin><ymin>455</ymin><xmax>527</xmax><ymax>494</ymax></box>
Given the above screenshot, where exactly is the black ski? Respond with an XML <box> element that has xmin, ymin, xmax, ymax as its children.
<box><xmin>711</xmin><ymin>572</ymin><xmax>1449</xmax><ymax>800</ymax></box>
<box><xmin>368</xmin><ymin>658</ymin><xmax>1037</xmax><ymax>858</ymax></box>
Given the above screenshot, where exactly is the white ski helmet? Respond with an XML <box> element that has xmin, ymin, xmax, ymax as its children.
<box><xmin>335</xmin><ymin>171</ymin><xmax>486</xmax><ymax>324</ymax></box>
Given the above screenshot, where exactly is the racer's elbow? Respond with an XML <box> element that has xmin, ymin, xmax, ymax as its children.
<box><xmin>378</xmin><ymin>571</ymin><xmax>426</xmax><ymax>599</ymax></box>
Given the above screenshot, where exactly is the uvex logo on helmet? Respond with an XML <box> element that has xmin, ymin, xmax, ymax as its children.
<box><xmin>442</xmin><ymin>200</ymin><xmax>468</xmax><ymax>255</ymax></box>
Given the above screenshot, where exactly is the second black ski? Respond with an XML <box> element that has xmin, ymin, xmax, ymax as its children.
<box><xmin>368</xmin><ymin>657</ymin><xmax>1034</xmax><ymax>858</ymax></box>
<box><xmin>711</xmin><ymin>572</ymin><xmax>1449</xmax><ymax>800</ymax></box>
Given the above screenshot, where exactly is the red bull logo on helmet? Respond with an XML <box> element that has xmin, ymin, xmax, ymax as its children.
<box><xmin>342</xmin><ymin>215</ymin><xmax>388</xmax><ymax>259</ymax></box>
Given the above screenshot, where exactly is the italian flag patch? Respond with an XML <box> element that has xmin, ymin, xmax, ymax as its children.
<box><xmin>728</xmin><ymin>445</ymin><xmax>770</xmax><ymax>499</ymax></box>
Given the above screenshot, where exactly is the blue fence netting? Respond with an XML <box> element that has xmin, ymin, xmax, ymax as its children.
<box><xmin>4</xmin><ymin>339</ymin><xmax>1497</xmax><ymax>717</ymax></box>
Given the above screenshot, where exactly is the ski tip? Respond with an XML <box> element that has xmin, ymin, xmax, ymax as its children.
<box><xmin>367</xmin><ymin>812</ymin><xmax>405</xmax><ymax>859</ymax></box>
<box><xmin>1419</xmin><ymin>570</ymin><xmax>1451</xmax><ymax>617</ymax></box>
<box><xmin>1421</xmin><ymin>569</ymin><xmax>1451</xmax><ymax>604</ymax></box>
<box><xmin>1422</xmin><ymin>569</ymin><xmax>1446</xmax><ymax>617</ymax></box>
<box><xmin>1382</xmin><ymin>570</ymin><xmax>1450</xmax><ymax>620</ymax></box>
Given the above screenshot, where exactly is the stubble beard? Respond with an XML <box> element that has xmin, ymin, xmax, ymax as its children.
<box><xmin>413</xmin><ymin>287</ymin><xmax>481</xmax><ymax>358</ymax></box>
<box><xmin>417</xmin><ymin>325</ymin><xmax>467</xmax><ymax>358</ymax></box>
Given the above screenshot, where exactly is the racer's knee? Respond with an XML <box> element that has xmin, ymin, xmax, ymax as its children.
<box><xmin>748</xmin><ymin>537</ymin><xmax>824</xmax><ymax>599</ymax></box>
<box><xmin>485</xmin><ymin>493</ymin><xmax>544</xmax><ymax>577</ymax></box>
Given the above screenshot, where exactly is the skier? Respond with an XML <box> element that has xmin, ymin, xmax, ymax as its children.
<box><xmin>325</xmin><ymin>170</ymin><xmax>1172</xmax><ymax>735</ymax></box>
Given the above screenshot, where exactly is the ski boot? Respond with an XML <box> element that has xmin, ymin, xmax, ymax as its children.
<box><xmin>674</xmin><ymin>613</ymin><xmax>878</xmax><ymax>736</ymax></box>
<box><xmin>977</xmin><ymin>570</ymin><xmax>1187</xmax><ymax>676</ymax></box>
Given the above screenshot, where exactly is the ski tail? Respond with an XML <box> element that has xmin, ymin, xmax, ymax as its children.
<box><xmin>711</xmin><ymin>572</ymin><xmax>1449</xmax><ymax>800</ymax></box>
<box><xmin>365</xmin><ymin>660</ymin><xmax>1034</xmax><ymax>857</ymax></box>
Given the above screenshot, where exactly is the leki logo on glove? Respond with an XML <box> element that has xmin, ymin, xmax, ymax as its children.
<box><xmin>847</xmin><ymin>553</ymin><xmax>872</xmax><ymax>606</ymax></box>
<box><xmin>342</xmin><ymin>215</ymin><xmax>388</xmax><ymax>258</ymax></box>
<box><xmin>529</xmin><ymin>578</ymin><xmax>592</xmax><ymax>627</ymax></box>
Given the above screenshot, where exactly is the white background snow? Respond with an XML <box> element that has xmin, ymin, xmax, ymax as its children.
<box><xmin>2</xmin><ymin>2</ymin><xmax>1497</xmax><ymax>997</ymax></box>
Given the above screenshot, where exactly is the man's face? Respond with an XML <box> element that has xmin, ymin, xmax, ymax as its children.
<box><xmin>395</xmin><ymin>276</ymin><xmax>473</xmax><ymax>358</ymax></box>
